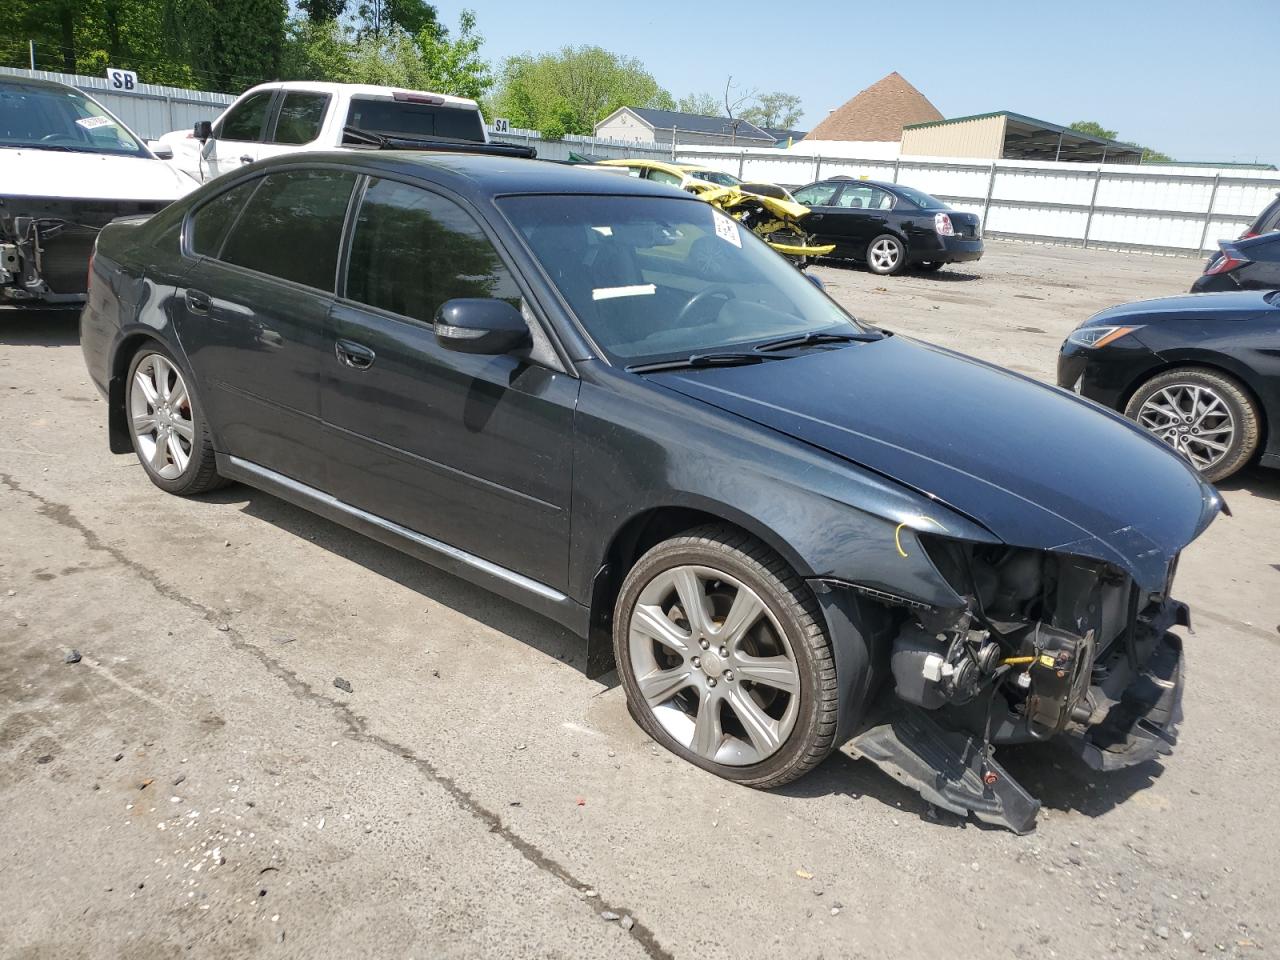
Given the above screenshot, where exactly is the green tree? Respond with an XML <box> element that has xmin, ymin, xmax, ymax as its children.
<box><xmin>281</xmin><ymin>10</ymin><xmax>492</xmax><ymax>101</ymax></box>
<box><xmin>491</xmin><ymin>45</ymin><xmax>674</xmax><ymax>138</ymax></box>
<box><xmin>677</xmin><ymin>91</ymin><xmax>721</xmax><ymax>117</ymax></box>
<box><xmin>741</xmin><ymin>91</ymin><xmax>802</xmax><ymax>130</ymax></box>
<box><xmin>356</xmin><ymin>0</ymin><xmax>438</xmax><ymax>38</ymax></box>
<box><xmin>299</xmin><ymin>0</ymin><xmax>346</xmax><ymax>21</ymax></box>
<box><xmin>180</xmin><ymin>0</ymin><xmax>287</xmax><ymax>90</ymax></box>
<box><xmin>1141</xmin><ymin>147</ymin><xmax>1173</xmax><ymax>163</ymax></box>
<box><xmin>1069</xmin><ymin>120</ymin><xmax>1119</xmax><ymax>141</ymax></box>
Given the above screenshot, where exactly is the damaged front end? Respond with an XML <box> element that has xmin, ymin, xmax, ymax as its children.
<box><xmin>686</xmin><ymin>183</ymin><xmax>836</xmax><ymax>264</ymax></box>
<box><xmin>850</xmin><ymin>537</ymin><xmax>1190</xmax><ymax>834</ymax></box>
<box><xmin>0</xmin><ymin>196</ymin><xmax>166</xmax><ymax>309</ymax></box>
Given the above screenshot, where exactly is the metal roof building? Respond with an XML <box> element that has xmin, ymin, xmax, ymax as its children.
<box><xmin>900</xmin><ymin>112</ymin><xmax>1144</xmax><ymax>164</ymax></box>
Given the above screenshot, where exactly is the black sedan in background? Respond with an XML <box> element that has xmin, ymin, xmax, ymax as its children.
<box><xmin>1059</xmin><ymin>290</ymin><xmax>1280</xmax><ymax>481</ymax></box>
<box><xmin>81</xmin><ymin>152</ymin><xmax>1218</xmax><ymax>831</ymax></box>
<box><xmin>790</xmin><ymin>177</ymin><xmax>983</xmax><ymax>275</ymax></box>
<box><xmin>1191</xmin><ymin>231</ymin><xmax>1280</xmax><ymax>292</ymax></box>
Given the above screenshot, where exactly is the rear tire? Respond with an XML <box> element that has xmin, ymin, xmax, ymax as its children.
<box><xmin>125</xmin><ymin>344</ymin><xmax>225</xmax><ymax>496</ymax></box>
<box><xmin>613</xmin><ymin>524</ymin><xmax>845</xmax><ymax>789</ymax></box>
<box><xmin>866</xmin><ymin>234</ymin><xmax>906</xmax><ymax>275</ymax></box>
<box><xmin>1123</xmin><ymin>367</ymin><xmax>1260</xmax><ymax>482</ymax></box>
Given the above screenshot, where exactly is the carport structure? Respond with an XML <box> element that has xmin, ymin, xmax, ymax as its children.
<box><xmin>901</xmin><ymin>111</ymin><xmax>1144</xmax><ymax>164</ymax></box>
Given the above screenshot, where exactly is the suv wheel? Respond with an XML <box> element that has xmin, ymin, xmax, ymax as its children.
<box><xmin>1124</xmin><ymin>367</ymin><xmax>1260</xmax><ymax>482</ymax></box>
<box><xmin>126</xmin><ymin>346</ymin><xmax>224</xmax><ymax>495</ymax></box>
<box><xmin>613</xmin><ymin>525</ymin><xmax>844</xmax><ymax>788</ymax></box>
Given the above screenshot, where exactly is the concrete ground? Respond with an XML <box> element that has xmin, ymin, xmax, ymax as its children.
<box><xmin>1</xmin><ymin>240</ymin><xmax>1276</xmax><ymax>959</ymax></box>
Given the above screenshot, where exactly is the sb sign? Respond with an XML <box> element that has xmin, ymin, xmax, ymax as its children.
<box><xmin>492</xmin><ymin>117</ymin><xmax>511</xmax><ymax>135</ymax></box>
<box><xmin>106</xmin><ymin>68</ymin><xmax>139</xmax><ymax>91</ymax></box>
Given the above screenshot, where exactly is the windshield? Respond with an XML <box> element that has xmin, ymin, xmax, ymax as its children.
<box><xmin>345</xmin><ymin>96</ymin><xmax>484</xmax><ymax>142</ymax></box>
<box><xmin>687</xmin><ymin>169</ymin><xmax>742</xmax><ymax>187</ymax></box>
<box><xmin>892</xmin><ymin>184</ymin><xmax>949</xmax><ymax>210</ymax></box>
<box><xmin>501</xmin><ymin>195</ymin><xmax>861</xmax><ymax>364</ymax></box>
<box><xmin>0</xmin><ymin>81</ymin><xmax>147</xmax><ymax>156</ymax></box>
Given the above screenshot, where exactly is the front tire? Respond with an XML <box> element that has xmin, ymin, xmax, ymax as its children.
<box><xmin>126</xmin><ymin>345</ymin><xmax>224</xmax><ymax>495</ymax></box>
<box><xmin>866</xmin><ymin>234</ymin><xmax>906</xmax><ymax>275</ymax></box>
<box><xmin>1123</xmin><ymin>367</ymin><xmax>1260</xmax><ymax>482</ymax></box>
<box><xmin>613</xmin><ymin>525</ymin><xmax>842</xmax><ymax>789</ymax></box>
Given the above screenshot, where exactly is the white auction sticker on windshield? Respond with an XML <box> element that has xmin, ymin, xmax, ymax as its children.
<box><xmin>713</xmin><ymin>211</ymin><xmax>742</xmax><ymax>248</ymax></box>
<box><xmin>75</xmin><ymin>115</ymin><xmax>115</xmax><ymax>130</ymax></box>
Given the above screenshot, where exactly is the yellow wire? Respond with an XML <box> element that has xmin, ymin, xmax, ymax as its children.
<box><xmin>1002</xmin><ymin>656</ymin><xmax>1036</xmax><ymax>666</ymax></box>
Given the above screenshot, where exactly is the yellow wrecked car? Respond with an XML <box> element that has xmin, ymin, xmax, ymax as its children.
<box><xmin>591</xmin><ymin>158</ymin><xmax>833</xmax><ymax>264</ymax></box>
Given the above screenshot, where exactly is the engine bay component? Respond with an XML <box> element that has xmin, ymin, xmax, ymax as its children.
<box><xmin>850</xmin><ymin>537</ymin><xmax>1190</xmax><ymax>832</ymax></box>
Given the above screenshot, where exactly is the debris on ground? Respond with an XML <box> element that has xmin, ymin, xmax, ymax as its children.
<box><xmin>600</xmin><ymin>911</ymin><xmax>619</xmax><ymax>921</ymax></box>
<box><xmin>215</xmin><ymin>622</ymin><xmax>230</xmax><ymax>632</ymax></box>
<box><xmin>795</xmin><ymin>868</ymin><xmax>814</xmax><ymax>880</ymax></box>
<box><xmin>333</xmin><ymin>677</ymin><xmax>353</xmax><ymax>693</ymax></box>
<box><xmin>172</xmin><ymin>774</ymin><xmax>186</xmax><ymax>786</ymax></box>
<box><xmin>621</xmin><ymin>916</ymin><xmax>635</xmax><ymax>931</ymax></box>
<box><xmin>64</xmin><ymin>649</ymin><xmax>81</xmax><ymax>664</ymax></box>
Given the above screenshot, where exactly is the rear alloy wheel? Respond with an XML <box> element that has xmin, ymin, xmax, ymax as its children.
<box><xmin>866</xmin><ymin>234</ymin><xmax>905</xmax><ymax>275</ymax></box>
<box><xmin>1124</xmin><ymin>367</ymin><xmax>1260</xmax><ymax>483</ymax></box>
<box><xmin>127</xmin><ymin>347</ymin><xmax>224</xmax><ymax>495</ymax></box>
<box><xmin>613</xmin><ymin>525</ymin><xmax>842</xmax><ymax>789</ymax></box>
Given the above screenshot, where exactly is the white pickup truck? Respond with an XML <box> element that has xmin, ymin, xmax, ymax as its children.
<box><xmin>158</xmin><ymin>81</ymin><xmax>531</xmax><ymax>182</ymax></box>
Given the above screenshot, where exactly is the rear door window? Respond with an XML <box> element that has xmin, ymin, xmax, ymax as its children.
<box><xmin>344</xmin><ymin>178</ymin><xmax>520</xmax><ymax>324</ymax></box>
<box><xmin>834</xmin><ymin>184</ymin><xmax>894</xmax><ymax>210</ymax></box>
<box><xmin>219</xmin><ymin>169</ymin><xmax>357</xmax><ymax>290</ymax></box>
<box><xmin>187</xmin><ymin>179</ymin><xmax>261</xmax><ymax>257</ymax></box>
<box><xmin>271</xmin><ymin>92</ymin><xmax>329</xmax><ymax>145</ymax></box>
<box><xmin>217</xmin><ymin>90</ymin><xmax>274</xmax><ymax>142</ymax></box>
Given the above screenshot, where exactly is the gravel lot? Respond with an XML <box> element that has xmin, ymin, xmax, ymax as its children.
<box><xmin>2</xmin><ymin>239</ymin><xmax>1277</xmax><ymax>959</ymax></box>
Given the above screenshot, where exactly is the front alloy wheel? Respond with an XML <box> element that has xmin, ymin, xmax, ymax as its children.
<box><xmin>1125</xmin><ymin>367</ymin><xmax>1260</xmax><ymax>483</ymax></box>
<box><xmin>614</xmin><ymin>525</ymin><xmax>847</xmax><ymax>789</ymax></box>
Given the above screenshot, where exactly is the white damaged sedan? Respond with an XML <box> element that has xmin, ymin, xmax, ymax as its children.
<box><xmin>1</xmin><ymin>75</ymin><xmax>197</xmax><ymax>310</ymax></box>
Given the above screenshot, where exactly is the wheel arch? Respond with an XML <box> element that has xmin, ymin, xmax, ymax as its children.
<box><xmin>584</xmin><ymin>503</ymin><xmax>812</xmax><ymax>676</ymax></box>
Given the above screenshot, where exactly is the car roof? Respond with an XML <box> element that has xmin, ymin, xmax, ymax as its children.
<box><xmin>239</xmin><ymin>80</ymin><xmax>479</xmax><ymax>109</ymax></box>
<box><xmin>252</xmin><ymin>151</ymin><xmax>699</xmax><ymax>201</ymax></box>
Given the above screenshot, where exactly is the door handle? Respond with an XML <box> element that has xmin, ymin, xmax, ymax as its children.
<box><xmin>240</xmin><ymin>154</ymin><xmax>253</xmax><ymax>164</ymax></box>
<box><xmin>185</xmin><ymin>288</ymin><xmax>210</xmax><ymax>314</ymax></box>
<box><xmin>335</xmin><ymin>339</ymin><xmax>375</xmax><ymax>370</ymax></box>
<box><xmin>808</xmin><ymin>213</ymin><xmax>824</xmax><ymax>222</ymax></box>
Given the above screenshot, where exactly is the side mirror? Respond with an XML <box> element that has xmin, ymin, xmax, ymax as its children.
<box><xmin>147</xmin><ymin>140</ymin><xmax>174</xmax><ymax>159</ymax></box>
<box><xmin>193</xmin><ymin>120</ymin><xmax>213</xmax><ymax>143</ymax></box>
<box><xmin>434</xmin><ymin>298</ymin><xmax>530</xmax><ymax>355</ymax></box>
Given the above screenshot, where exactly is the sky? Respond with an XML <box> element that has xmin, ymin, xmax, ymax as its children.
<box><xmin>430</xmin><ymin>0</ymin><xmax>1279</xmax><ymax>164</ymax></box>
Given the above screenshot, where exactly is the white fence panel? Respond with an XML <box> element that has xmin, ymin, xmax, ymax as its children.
<box><xmin>988</xmin><ymin>203</ymin><xmax>1089</xmax><ymax>241</ymax></box>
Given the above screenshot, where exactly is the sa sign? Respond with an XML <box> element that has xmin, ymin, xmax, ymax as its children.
<box><xmin>492</xmin><ymin>117</ymin><xmax>511</xmax><ymax>135</ymax></box>
<box><xmin>106</xmin><ymin>68</ymin><xmax>139</xmax><ymax>91</ymax></box>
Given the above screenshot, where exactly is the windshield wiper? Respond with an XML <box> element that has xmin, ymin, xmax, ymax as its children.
<box><xmin>754</xmin><ymin>329</ymin><xmax>886</xmax><ymax>352</ymax></box>
<box><xmin>627</xmin><ymin>351</ymin><xmax>787</xmax><ymax>373</ymax></box>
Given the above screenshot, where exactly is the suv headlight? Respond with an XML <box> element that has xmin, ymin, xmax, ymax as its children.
<box><xmin>1066</xmin><ymin>324</ymin><xmax>1142</xmax><ymax>349</ymax></box>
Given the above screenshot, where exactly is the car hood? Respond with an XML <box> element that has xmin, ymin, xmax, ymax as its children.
<box><xmin>647</xmin><ymin>335</ymin><xmax>1220</xmax><ymax>590</ymax></box>
<box><xmin>1083</xmin><ymin>290</ymin><xmax>1278</xmax><ymax>327</ymax></box>
<box><xmin>0</xmin><ymin>148</ymin><xmax>194</xmax><ymax>201</ymax></box>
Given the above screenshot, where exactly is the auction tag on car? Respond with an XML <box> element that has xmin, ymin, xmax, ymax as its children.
<box><xmin>75</xmin><ymin>115</ymin><xmax>115</xmax><ymax>130</ymax></box>
<box><xmin>713</xmin><ymin>211</ymin><xmax>742</xmax><ymax>248</ymax></box>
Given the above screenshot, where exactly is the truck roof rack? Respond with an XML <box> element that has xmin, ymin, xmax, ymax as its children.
<box><xmin>341</xmin><ymin>127</ymin><xmax>537</xmax><ymax>160</ymax></box>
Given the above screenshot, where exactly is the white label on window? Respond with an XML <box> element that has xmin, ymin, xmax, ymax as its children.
<box><xmin>592</xmin><ymin>283</ymin><xmax>656</xmax><ymax>301</ymax></box>
<box><xmin>713</xmin><ymin>211</ymin><xmax>742</xmax><ymax>248</ymax></box>
<box><xmin>75</xmin><ymin>115</ymin><xmax>115</xmax><ymax>130</ymax></box>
